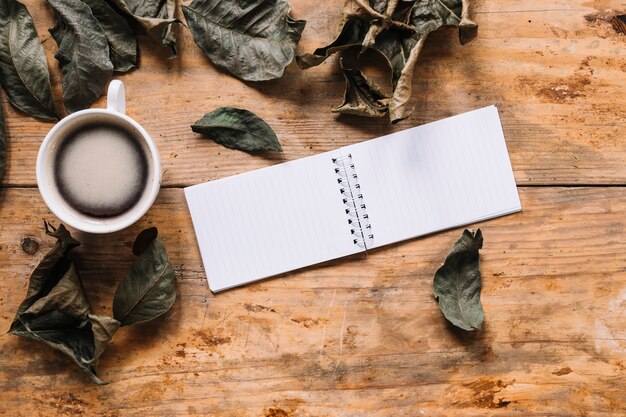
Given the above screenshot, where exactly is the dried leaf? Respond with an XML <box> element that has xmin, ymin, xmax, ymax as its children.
<box><xmin>611</xmin><ymin>14</ymin><xmax>626</xmax><ymax>35</ymax></box>
<box><xmin>433</xmin><ymin>229</ymin><xmax>484</xmax><ymax>331</ymax></box>
<box><xmin>0</xmin><ymin>0</ymin><xmax>57</xmax><ymax>120</ymax></box>
<box><xmin>81</xmin><ymin>0</ymin><xmax>137</xmax><ymax>72</ymax></box>
<box><xmin>296</xmin><ymin>18</ymin><xmax>371</xmax><ymax>69</ymax></box>
<box><xmin>298</xmin><ymin>0</ymin><xmax>477</xmax><ymax>123</ymax></box>
<box><xmin>182</xmin><ymin>0</ymin><xmax>306</xmax><ymax>81</ymax></box>
<box><xmin>132</xmin><ymin>226</ymin><xmax>158</xmax><ymax>256</ymax></box>
<box><xmin>113</xmin><ymin>228</ymin><xmax>176</xmax><ymax>326</ymax></box>
<box><xmin>386</xmin><ymin>0</ymin><xmax>477</xmax><ymax>122</ymax></box>
<box><xmin>8</xmin><ymin>222</ymin><xmax>120</xmax><ymax>384</ymax></box>
<box><xmin>0</xmin><ymin>102</ymin><xmax>6</xmax><ymax>182</ymax></box>
<box><xmin>191</xmin><ymin>107</ymin><xmax>282</xmax><ymax>152</ymax></box>
<box><xmin>108</xmin><ymin>0</ymin><xmax>178</xmax><ymax>57</ymax></box>
<box><xmin>333</xmin><ymin>59</ymin><xmax>389</xmax><ymax>117</ymax></box>
<box><xmin>48</xmin><ymin>0</ymin><xmax>113</xmax><ymax>113</ymax></box>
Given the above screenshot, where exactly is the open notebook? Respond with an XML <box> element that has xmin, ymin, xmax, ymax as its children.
<box><xmin>185</xmin><ymin>106</ymin><xmax>521</xmax><ymax>292</ymax></box>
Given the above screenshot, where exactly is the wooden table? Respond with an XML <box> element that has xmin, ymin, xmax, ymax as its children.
<box><xmin>1</xmin><ymin>1</ymin><xmax>625</xmax><ymax>415</ymax></box>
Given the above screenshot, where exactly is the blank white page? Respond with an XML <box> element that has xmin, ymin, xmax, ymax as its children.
<box><xmin>343</xmin><ymin>106</ymin><xmax>521</xmax><ymax>249</ymax></box>
<box><xmin>184</xmin><ymin>151</ymin><xmax>363</xmax><ymax>292</ymax></box>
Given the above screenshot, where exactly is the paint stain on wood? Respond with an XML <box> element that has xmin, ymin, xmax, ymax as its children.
<box><xmin>175</xmin><ymin>342</ymin><xmax>187</xmax><ymax>358</ymax></box>
<box><xmin>194</xmin><ymin>330</ymin><xmax>232</xmax><ymax>347</ymax></box>
<box><xmin>536</xmin><ymin>76</ymin><xmax>591</xmax><ymax>102</ymax></box>
<box><xmin>291</xmin><ymin>317</ymin><xmax>328</xmax><ymax>328</ymax></box>
<box><xmin>41</xmin><ymin>393</ymin><xmax>89</xmax><ymax>416</ymax></box>
<box><xmin>244</xmin><ymin>303</ymin><xmax>277</xmax><ymax>313</ymax></box>
<box><xmin>264</xmin><ymin>407</ymin><xmax>291</xmax><ymax>417</ymax></box>
<box><xmin>517</xmin><ymin>58</ymin><xmax>594</xmax><ymax>104</ymax></box>
<box><xmin>465</xmin><ymin>378</ymin><xmax>513</xmax><ymax>409</ymax></box>
<box><xmin>552</xmin><ymin>366</ymin><xmax>573</xmax><ymax>376</ymax></box>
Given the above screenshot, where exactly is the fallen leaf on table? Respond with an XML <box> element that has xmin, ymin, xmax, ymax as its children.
<box><xmin>109</xmin><ymin>0</ymin><xmax>178</xmax><ymax>57</ymax></box>
<box><xmin>191</xmin><ymin>107</ymin><xmax>282</xmax><ymax>152</ymax></box>
<box><xmin>48</xmin><ymin>0</ymin><xmax>113</xmax><ymax>113</ymax></box>
<box><xmin>8</xmin><ymin>222</ymin><xmax>120</xmax><ymax>384</ymax></box>
<box><xmin>183</xmin><ymin>0</ymin><xmax>306</xmax><ymax>81</ymax></box>
<box><xmin>0</xmin><ymin>0</ymin><xmax>57</xmax><ymax>120</ymax></box>
<box><xmin>297</xmin><ymin>0</ymin><xmax>477</xmax><ymax>123</ymax></box>
<box><xmin>333</xmin><ymin>59</ymin><xmax>389</xmax><ymax>118</ymax></box>
<box><xmin>113</xmin><ymin>227</ymin><xmax>176</xmax><ymax>326</ymax></box>
<box><xmin>81</xmin><ymin>0</ymin><xmax>137</xmax><ymax>72</ymax></box>
<box><xmin>433</xmin><ymin>229</ymin><xmax>484</xmax><ymax>331</ymax></box>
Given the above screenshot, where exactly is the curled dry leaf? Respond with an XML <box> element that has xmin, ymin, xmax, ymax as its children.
<box><xmin>611</xmin><ymin>14</ymin><xmax>626</xmax><ymax>35</ymax></box>
<box><xmin>191</xmin><ymin>107</ymin><xmax>282</xmax><ymax>152</ymax></box>
<box><xmin>109</xmin><ymin>0</ymin><xmax>178</xmax><ymax>57</ymax></box>
<box><xmin>81</xmin><ymin>0</ymin><xmax>137</xmax><ymax>72</ymax></box>
<box><xmin>0</xmin><ymin>0</ymin><xmax>57</xmax><ymax>120</ymax></box>
<box><xmin>433</xmin><ymin>229</ymin><xmax>484</xmax><ymax>331</ymax></box>
<box><xmin>0</xmin><ymin>102</ymin><xmax>6</xmax><ymax>182</ymax></box>
<box><xmin>298</xmin><ymin>0</ymin><xmax>477</xmax><ymax>123</ymax></box>
<box><xmin>333</xmin><ymin>59</ymin><xmax>389</xmax><ymax>117</ymax></box>
<box><xmin>8</xmin><ymin>222</ymin><xmax>120</xmax><ymax>384</ymax></box>
<box><xmin>113</xmin><ymin>228</ymin><xmax>176</xmax><ymax>326</ymax></box>
<box><xmin>183</xmin><ymin>0</ymin><xmax>306</xmax><ymax>81</ymax></box>
<box><xmin>48</xmin><ymin>0</ymin><xmax>114</xmax><ymax>113</ymax></box>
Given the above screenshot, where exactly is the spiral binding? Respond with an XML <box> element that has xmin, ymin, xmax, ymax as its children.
<box><xmin>332</xmin><ymin>153</ymin><xmax>374</xmax><ymax>249</ymax></box>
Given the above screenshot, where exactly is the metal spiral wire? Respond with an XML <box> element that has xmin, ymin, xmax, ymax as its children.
<box><xmin>332</xmin><ymin>154</ymin><xmax>374</xmax><ymax>248</ymax></box>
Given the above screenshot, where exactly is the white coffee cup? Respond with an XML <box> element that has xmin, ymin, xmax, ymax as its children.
<box><xmin>36</xmin><ymin>80</ymin><xmax>161</xmax><ymax>234</ymax></box>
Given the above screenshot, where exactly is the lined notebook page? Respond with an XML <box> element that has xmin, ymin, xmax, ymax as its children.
<box><xmin>185</xmin><ymin>151</ymin><xmax>362</xmax><ymax>292</ymax></box>
<box><xmin>343</xmin><ymin>106</ymin><xmax>521</xmax><ymax>249</ymax></box>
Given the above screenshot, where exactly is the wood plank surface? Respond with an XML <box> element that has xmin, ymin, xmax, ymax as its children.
<box><xmin>0</xmin><ymin>187</ymin><xmax>625</xmax><ymax>416</ymax></box>
<box><xmin>0</xmin><ymin>0</ymin><xmax>625</xmax><ymax>416</ymax></box>
<box><xmin>0</xmin><ymin>0</ymin><xmax>625</xmax><ymax>187</ymax></box>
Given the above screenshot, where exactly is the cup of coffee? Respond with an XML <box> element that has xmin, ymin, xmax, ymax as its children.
<box><xmin>37</xmin><ymin>80</ymin><xmax>161</xmax><ymax>234</ymax></box>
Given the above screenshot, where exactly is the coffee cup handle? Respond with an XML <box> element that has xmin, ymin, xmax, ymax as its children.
<box><xmin>107</xmin><ymin>80</ymin><xmax>126</xmax><ymax>115</ymax></box>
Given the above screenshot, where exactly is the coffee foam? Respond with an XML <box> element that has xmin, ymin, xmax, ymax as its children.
<box><xmin>54</xmin><ymin>122</ymin><xmax>148</xmax><ymax>217</ymax></box>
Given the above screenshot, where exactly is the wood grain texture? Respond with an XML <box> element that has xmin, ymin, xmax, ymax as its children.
<box><xmin>0</xmin><ymin>0</ymin><xmax>625</xmax><ymax>416</ymax></box>
<box><xmin>0</xmin><ymin>187</ymin><xmax>625</xmax><ymax>416</ymax></box>
<box><xmin>0</xmin><ymin>0</ymin><xmax>625</xmax><ymax>187</ymax></box>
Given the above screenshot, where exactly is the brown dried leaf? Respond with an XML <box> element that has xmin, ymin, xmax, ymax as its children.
<box><xmin>8</xmin><ymin>222</ymin><xmax>120</xmax><ymax>384</ymax></box>
<box><xmin>298</xmin><ymin>0</ymin><xmax>477</xmax><ymax>123</ymax></box>
<box><xmin>333</xmin><ymin>59</ymin><xmax>389</xmax><ymax>117</ymax></box>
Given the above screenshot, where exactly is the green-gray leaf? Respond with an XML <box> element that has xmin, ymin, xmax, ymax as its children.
<box><xmin>433</xmin><ymin>229</ymin><xmax>484</xmax><ymax>331</ymax></box>
<box><xmin>0</xmin><ymin>0</ymin><xmax>57</xmax><ymax>120</ymax></box>
<box><xmin>182</xmin><ymin>0</ymin><xmax>306</xmax><ymax>81</ymax></box>
<box><xmin>108</xmin><ymin>0</ymin><xmax>178</xmax><ymax>57</ymax></box>
<box><xmin>333</xmin><ymin>60</ymin><xmax>389</xmax><ymax>118</ymax></box>
<box><xmin>8</xmin><ymin>222</ymin><xmax>120</xmax><ymax>384</ymax></box>
<box><xmin>113</xmin><ymin>228</ymin><xmax>176</xmax><ymax>326</ymax></box>
<box><xmin>81</xmin><ymin>0</ymin><xmax>137</xmax><ymax>72</ymax></box>
<box><xmin>0</xmin><ymin>102</ymin><xmax>6</xmax><ymax>182</ymax></box>
<box><xmin>191</xmin><ymin>107</ymin><xmax>282</xmax><ymax>152</ymax></box>
<box><xmin>48</xmin><ymin>0</ymin><xmax>113</xmax><ymax>113</ymax></box>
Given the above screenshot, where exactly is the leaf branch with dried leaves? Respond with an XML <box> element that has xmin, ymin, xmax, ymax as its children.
<box><xmin>298</xmin><ymin>0</ymin><xmax>478</xmax><ymax>123</ymax></box>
